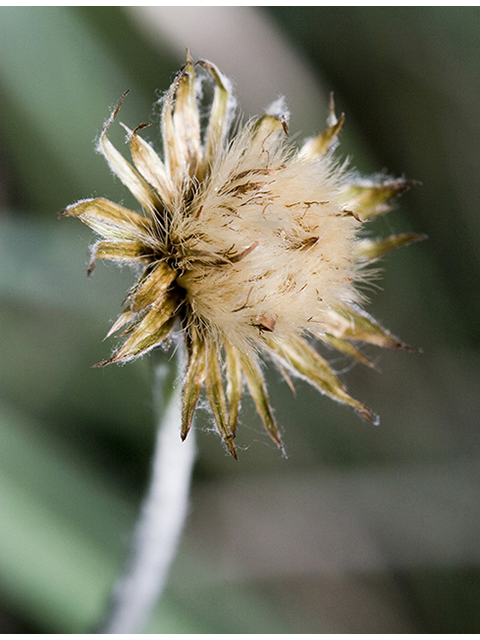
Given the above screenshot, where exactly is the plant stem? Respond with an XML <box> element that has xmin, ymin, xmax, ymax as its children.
<box><xmin>96</xmin><ymin>346</ymin><xmax>195</xmax><ymax>634</ymax></box>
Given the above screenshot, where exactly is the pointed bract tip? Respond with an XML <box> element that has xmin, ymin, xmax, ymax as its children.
<box><xmin>92</xmin><ymin>359</ymin><xmax>110</xmax><ymax>368</ymax></box>
<box><xmin>358</xmin><ymin>405</ymin><xmax>380</xmax><ymax>425</ymax></box>
<box><xmin>107</xmin><ymin>91</ymin><xmax>130</xmax><ymax>132</ymax></box>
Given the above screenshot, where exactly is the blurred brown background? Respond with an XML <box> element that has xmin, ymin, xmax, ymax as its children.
<box><xmin>1</xmin><ymin>7</ymin><xmax>479</xmax><ymax>633</ymax></box>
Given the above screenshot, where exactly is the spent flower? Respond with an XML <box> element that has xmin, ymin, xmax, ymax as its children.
<box><xmin>62</xmin><ymin>55</ymin><xmax>423</xmax><ymax>458</ymax></box>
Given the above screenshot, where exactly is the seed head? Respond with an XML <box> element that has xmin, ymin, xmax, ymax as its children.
<box><xmin>62</xmin><ymin>55</ymin><xmax>423</xmax><ymax>458</ymax></box>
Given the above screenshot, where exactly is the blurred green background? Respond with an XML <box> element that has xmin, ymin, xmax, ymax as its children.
<box><xmin>1</xmin><ymin>6</ymin><xmax>479</xmax><ymax>633</ymax></box>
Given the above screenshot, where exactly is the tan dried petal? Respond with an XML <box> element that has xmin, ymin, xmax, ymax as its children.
<box><xmin>251</xmin><ymin>112</ymin><xmax>288</xmax><ymax>152</ymax></box>
<box><xmin>199</xmin><ymin>60</ymin><xmax>234</xmax><ymax>173</ymax></box>
<box><xmin>328</xmin><ymin>305</ymin><xmax>415</xmax><ymax>351</ymax></box>
<box><xmin>97</xmin><ymin>297</ymin><xmax>178</xmax><ymax>365</ymax></box>
<box><xmin>224</xmin><ymin>343</ymin><xmax>243</xmax><ymax>435</ymax></box>
<box><xmin>173</xmin><ymin>58</ymin><xmax>201</xmax><ymax>174</ymax></box>
<box><xmin>320</xmin><ymin>333</ymin><xmax>376</xmax><ymax>369</ymax></box>
<box><xmin>240</xmin><ymin>353</ymin><xmax>284</xmax><ymax>452</ymax></box>
<box><xmin>105</xmin><ymin>309</ymin><xmax>137</xmax><ymax>339</ymax></box>
<box><xmin>300</xmin><ymin>95</ymin><xmax>345</xmax><ymax>159</ymax></box>
<box><xmin>355</xmin><ymin>233</ymin><xmax>428</xmax><ymax>261</ymax></box>
<box><xmin>129</xmin><ymin>262</ymin><xmax>177</xmax><ymax>313</ymax></box>
<box><xmin>62</xmin><ymin>197</ymin><xmax>152</xmax><ymax>242</ymax></box>
<box><xmin>97</xmin><ymin>94</ymin><xmax>161</xmax><ymax>212</ymax></box>
<box><xmin>162</xmin><ymin>58</ymin><xmax>201</xmax><ymax>182</ymax></box>
<box><xmin>340</xmin><ymin>178</ymin><xmax>415</xmax><ymax>221</ymax></box>
<box><xmin>205</xmin><ymin>346</ymin><xmax>237</xmax><ymax>458</ymax></box>
<box><xmin>89</xmin><ymin>240</ymin><xmax>150</xmax><ymax>274</ymax></box>
<box><xmin>181</xmin><ymin>327</ymin><xmax>207</xmax><ymax>441</ymax></box>
<box><xmin>269</xmin><ymin>335</ymin><xmax>378</xmax><ymax>424</ymax></box>
<box><xmin>122</xmin><ymin>123</ymin><xmax>173</xmax><ymax>208</ymax></box>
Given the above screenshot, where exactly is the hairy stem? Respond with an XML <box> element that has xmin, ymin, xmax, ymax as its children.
<box><xmin>96</xmin><ymin>345</ymin><xmax>195</xmax><ymax>634</ymax></box>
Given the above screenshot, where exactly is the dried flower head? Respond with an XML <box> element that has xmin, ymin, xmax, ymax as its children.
<box><xmin>62</xmin><ymin>55</ymin><xmax>423</xmax><ymax>458</ymax></box>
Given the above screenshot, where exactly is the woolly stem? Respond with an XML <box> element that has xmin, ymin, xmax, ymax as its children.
<box><xmin>96</xmin><ymin>345</ymin><xmax>195</xmax><ymax>634</ymax></box>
